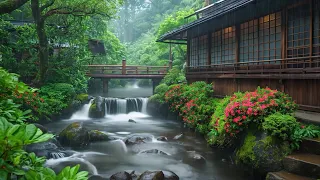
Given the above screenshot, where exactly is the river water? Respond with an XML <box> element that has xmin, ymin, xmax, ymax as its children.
<box><xmin>44</xmin><ymin>87</ymin><xmax>251</xmax><ymax>180</ymax></box>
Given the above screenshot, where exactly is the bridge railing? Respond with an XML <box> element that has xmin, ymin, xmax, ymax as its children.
<box><xmin>85</xmin><ymin>60</ymin><xmax>171</xmax><ymax>75</ymax></box>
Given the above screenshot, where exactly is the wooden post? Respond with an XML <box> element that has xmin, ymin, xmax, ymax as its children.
<box><xmin>122</xmin><ymin>59</ymin><xmax>126</xmax><ymax>75</ymax></box>
<box><xmin>102</xmin><ymin>79</ymin><xmax>109</xmax><ymax>93</ymax></box>
<box><xmin>169</xmin><ymin>60</ymin><xmax>173</xmax><ymax>69</ymax></box>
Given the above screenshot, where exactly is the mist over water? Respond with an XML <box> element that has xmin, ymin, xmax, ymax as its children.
<box><xmin>45</xmin><ymin>87</ymin><xmax>250</xmax><ymax>180</ymax></box>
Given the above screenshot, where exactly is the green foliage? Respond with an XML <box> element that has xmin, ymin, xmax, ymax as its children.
<box><xmin>0</xmin><ymin>67</ymin><xmax>30</xmax><ymax>95</ymax></box>
<box><xmin>263</xmin><ymin>113</ymin><xmax>298</xmax><ymax>140</ymax></box>
<box><xmin>40</xmin><ymin>83</ymin><xmax>75</xmax><ymax>102</ymax></box>
<box><xmin>154</xmin><ymin>84</ymin><xmax>169</xmax><ymax>95</ymax></box>
<box><xmin>148</xmin><ymin>94</ymin><xmax>163</xmax><ymax>103</ymax></box>
<box><xmin>161</xmin><ymin>68</ymin><xmax>186</xmax><ymax>86</ymax></box>
<box><xmin>290</xmin><ymin>124</ymin><xmax>320</xmax><ymax>150</ymax></box>
<box><xmin>0</xmin><ymin>99</ymin><xmax>31</xmax><ymax>124</ymax></box>
<box><xmin>76</xmin><ymin>94</ymin><xmax>89</xmax><ymax>103</ymax></box>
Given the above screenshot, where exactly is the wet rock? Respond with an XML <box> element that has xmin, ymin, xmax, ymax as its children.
<box><xmin>139</xmin><ymin>149</ymin><xmax>170</xmax><ymax>156</ymax></box>
<box><xmin>236</xmin><ymin>130</ymin><xmax>291</xmax><ymax>176</ymax></box>
<box><xmin>124</xmin><ymin>134</ymin><xmax>153</xmax><ymax>145</ymax></box>
<box><xmin>138</xmin><ymin>171</ymin><xmax>164</xmax><ymax>180</ymax></box>
<box><xmin>46</xmin><ymin>157</ymin><xmax>97</xmax><ymax>175</ymax></box>
<box><xmin>25</xmin><ymin>137</ymin><xmax>69</xmax><ymax>159</ymax></box>
<box><xmin>156</xmin><ymin>136</ymin><xmax>168</xmax><ymax>141</ymax></box>
<box><xmin>58</xmin><ymin>122</ymin><xmax>90</xmax><ymax>147</ymax></box>
<box><xmin>110</xmin><ymin>171</ymin><xmax>132</xmax><ymax>180</ymax></box>
<box><xmin>183</xmin><ymin>151</ymin><xmax>206</xmax><ymax>165</ymax></box>
<box><xmin>89</xmin><ymin>130</ymin><xmax>110</xmax><ymax>142</ymax></box>
<box><xmin>163</xmin><ymin>171</ymin><xmax>179</xmax><ymax>180</ymax></box>
<box><xmin>147</xmin><ymin>101</ymin><xmax>169</xmax><ymax>118</ymax></box>
<box><xmin>89</xmin><ymin>175</ymin><xmax>108</xmax><ymax>180</ymax></box>
<box><xmin>128</xmin><ymin>119</ymin><xmax>137</xmax><ymax>123</ymax></box>
<box><xmin>33</xmin><ymin>123</ymin><xmax>48</xmax><ymax>133</ymax></box>
<box><xmin>173</xmin><ymin>133</ymin><xmax>183</xmax><ymax>140</ymax></box>
<box><xmin>125</xmin><ymin>170</ymin><xmax>140</xmax><ymax>178</ymax></box>
<box><xmin>89</xmin><ymin>96</ymin><xmax>105</xmax><ymax>118</ymax></box>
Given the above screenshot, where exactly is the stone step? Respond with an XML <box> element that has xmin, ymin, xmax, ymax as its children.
<box><xmin>266</xmin><ymin>171</ymin><xmax>315</xmax><ymax>180</ymax></box>
<box><xmin>283</xmin><ymin>153</ymin><xmax>320</xmax><ymax>179</ymax></box>
<box><xmin>295</xmin><ymin>110</ymin><xmax>320</xmax><ymax>125</ymax></box>
<box><xmin>300</xmin><ymin>138</ymin><xmax>320</xmax><ymax>155</ymax></box>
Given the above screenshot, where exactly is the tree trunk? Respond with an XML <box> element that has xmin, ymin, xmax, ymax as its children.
<box><xmin>0</xmin><ymin>0</ymin><xmax>29</xmax><ymax>14</ymax></box>
<box><xmin>31</xmin><ymin>0</ymin><xmax>49</xmax><ymax>85</ymax></box>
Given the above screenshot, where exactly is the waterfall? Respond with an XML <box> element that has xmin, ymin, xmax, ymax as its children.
<box><xmin>104</xmin><ymin>97</ymin><xmax>149</xmax><ymax>115</ymax></box>
<box><xmin>117</xmin><ymin>99</ymin><xmax>127</xmax><ymax>114</ymax></box>
<box><xmin>141</xmin><ymin>98</ymin><xmax>148</xmax><ymax>114</ymax></box>
<box><xmin>70</xmin><ymin>99</ymin><xmax>94</xmax><ymax>120</ymax></box>
<box><xmin>50</xmin><ymin>152</ymin><xmax>65</xmax><ymax>159</ymax></box>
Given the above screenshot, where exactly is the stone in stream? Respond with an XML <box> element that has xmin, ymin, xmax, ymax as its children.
<box><xmin>183</xmin><ymin>151</ymin><xmax>206</xmax><ymax>166</ymax></box>
<box><xmin>89</xmin><ymin>96</ymin><xmax>105</xmax><ymax>118</ymax></box>
<box><xmin>138</xmin><ymin>171</ymin><xmax>164</xmax><ymax>180</ymax></box>
<box><xmin>58</xmin><ymin>122</ymin><xmax>90</xmax><ymax>147</ymax></box>
<box><xmin>89</xmin><ymin>130</ymin><xmax>111</xmax><ymax>142</ymax></box>
<box><xmin>156</xmin><ymin>136</ymin><xmax>168</xmax><ymax>141</ymax></box>
<box><xmin>162</xmin><ymin>171</ymin><xmax>179</xmax><ymax>180</ymax></box>
<box><xmin>173</xmin><ymin>133</ymin><xmax>183</xmax><ymax>140</ymax></box>
<box><xmin>128</xmin><ymin>119</ymin><xmax>137</xmax><ymax>123</ymax></box>
<box><xmin>123</xmin><ymin>134</ymin><xmax>153</xmax><ymax>145</ymax></box>
<box><xmin>110</xmin><ymin>171</ymin><xmax>132</xmax><ymax>180</ymax></box>
<box><xmin>33</xmin><ymin>123</ymin><xmax>48</xmax><ymax>133</ymax></box>
<box><xmin>139</xmin><ymin>149</ymin><xmax>170</xmax><ymax>156</ymax></box>
<box><xmin>89</xmin><ymin>175</ymin><xmax>108</xmax><ymax>180</ymax></box>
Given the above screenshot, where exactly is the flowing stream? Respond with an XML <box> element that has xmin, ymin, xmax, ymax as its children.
<box><xmin>44</xmin><ymin>87</ymin><xmax>250</xmax><ymax>180</ymax></box>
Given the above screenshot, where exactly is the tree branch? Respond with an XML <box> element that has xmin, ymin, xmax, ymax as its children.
<box><xmin>43</xmin><ymin>6</ymin><xmax>111</xmax><ymax>19</ymax></box>
<box><xmin>0</xmin><ymin>0</ymin><xmax>29</xmax><ymax>15</ymax></box>
<box><xmin>40</xmin><ymin>0</ymin><xmax>55</xmax><ymax>12</ymax></box>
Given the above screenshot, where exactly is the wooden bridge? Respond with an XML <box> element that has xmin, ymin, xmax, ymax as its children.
<box><xmin>85</xmin><ymin>60</ymin><xmax>172</xmax><ymax>93</ymax></box>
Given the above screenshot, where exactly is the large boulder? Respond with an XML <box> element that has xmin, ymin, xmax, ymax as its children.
<box><xmin>123</xmin><ymin>134</ymin><xmax>153</xmax><ymax>145</ymax></box>
<box><xmin>110</xmin><ymin>171</ymin><xmax>132</xmax><ymax>180</ymax></box>
<box><xmin>33</xmin><ymin>123</ymin><xmax>48</xmax><ymax>133</ymax></box>
<box><xmin>89</xmin><ymin>130</ymin><xmax>110</xmax><ymax>142</ymax></box>
<box><xmin>236</xmin><ymin>130</ymin><xmax>291</xmax><ymax>176</ymax></box>
<box><xmin>138</xmin><ymin>171</ymin><xmax>164</xmax><ymax>180</ymax></box>
<box><xmin>89</xmin><ymin>96</ymin><xmax>105</xmax><ymax>118</ymax></box>
<box><xmin>59</xmin><ymin>122</ymin><xmax>90</xmax><ymax>147</ymax></box>
<box><xmin>26</xmin><ymin>138</ymin><xmax>66</xmax><ymax>159</ymax></box>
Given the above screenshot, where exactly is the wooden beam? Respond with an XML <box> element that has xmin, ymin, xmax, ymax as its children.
<box><xmin>186</xmin><ymin>73</ymin><xmax>320</xmax><ymax>80</ymax></box>
<box><xmin>207</xmin><ymin>31</ymin><xmax>212</xmax><ymax>65</ymax></box>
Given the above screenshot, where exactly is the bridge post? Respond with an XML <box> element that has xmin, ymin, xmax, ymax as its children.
<box><xmin>102</xmin><ymin>79</ymin><xmax>109</xmax><ymax>94</ymax></box>
<box><xmin>122</xmin><ymin>59</ymin><xmax>126</xmax><ymax>75</ymax></box>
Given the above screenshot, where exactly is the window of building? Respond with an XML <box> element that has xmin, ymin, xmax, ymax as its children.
<box><xmin>211</xmin><ymin>26</ymin><xmax>236</xmax><ymax>64</ymax></box>
<box><xmin>240</xmin><ymin>19</ymin><xmax>259</xmax><ymax>62</ymax></box>
<box><xmin>313</xmin><ymin>0</ymin><xmax>320</xmax><ymax>56</ymax></box>
<box><xmin>258</xmin><ymin>12</ymin><xmax>282</xmax><ymax>61</ymax></box>
<box><xmin>287</xmin><ymin>4</ymin><xmax>310</xmax><ymax>58</ymax></box>
<box><xmin>211</xmin><ymin>30</ymin><xmax>222</xmax><ymax>65</ymax></box>
<box><xmin>198</xmin><ymin>35</ymin><xmax>208</xmax><ymax>66</ymax></box>
<box><xmin>190</xmin><ymin>37</ymin><xmax>198</xmax><ymax>67</ymax></box>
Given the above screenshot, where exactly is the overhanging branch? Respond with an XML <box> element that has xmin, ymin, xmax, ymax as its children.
<box><xmin>0</xmin><ymin>0</ymin><xmax>29</xmax><ymax>14</ymax></box>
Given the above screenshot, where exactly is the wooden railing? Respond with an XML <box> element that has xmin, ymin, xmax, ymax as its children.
<box><xmin>86</xmin><ymin>60</ymin><xmax>171</xmax><ymax>75</ymax></box>
<box><xmin>187</xmin><ymin>56</ymin><xmax>320</xmax><ymax>75</ymax></box>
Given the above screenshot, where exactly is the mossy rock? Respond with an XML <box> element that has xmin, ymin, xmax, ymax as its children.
<box><xmin>89</xmin><ymin>97</ymin><xmax>105</xmax><ymax>118</ymax></box>
<box><xmin>236</xmin><ymin>130</ymin><xmax>291</xmax><ymax>175</ymax></box>
<box><xmin>138</xmin><ymin>171</ymin><xmax>164</xmax><ymax>180</ymax></box>
<box><xmin>76</xmin><ymin>93</ymin><xmax>89</xmax><ymax>103</ymax></box>
<box><xmin>58</xmin><ymin>122</ymin><xmax>90</xmax><ymax>147</ymax></box>
<box><xmin>89</xmin><ymin>130</ymin><xmax>110</xmax><ymax>142</ymax></box>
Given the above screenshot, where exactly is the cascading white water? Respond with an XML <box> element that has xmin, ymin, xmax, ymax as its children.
<box><xmin>117</xmin><ymin>99</ymin><xmax>127</xmax><ymax>114</ymax></box>
<box><xmin>141</xmin><ymin>98</ymin><xmax>148</xmax><ymax>114</ymax></box>
<box><xmin>104</xmin><ymin>97</ymin><xmax>149</xmax><ymax>115</ymax></box>
<box><xmin>70</xmin><ymin>99</ymin><xmax>94</xmax><ymax>120</ymax></box>
<box><xmin>50</xmin><ymin>152</ymin><xmax>65</xmax><ymax>159</ymax></box>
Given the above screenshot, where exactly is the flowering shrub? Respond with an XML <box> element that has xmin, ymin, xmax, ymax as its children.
<box><xmin>165</xmin><ymin>81</ymin><xmax>216</xmax><ymax>133</ymax></box>
<box><xmin>220</xmin><ymin>87</ymin><xmax>297</xmax><ymax>136</ymax></box>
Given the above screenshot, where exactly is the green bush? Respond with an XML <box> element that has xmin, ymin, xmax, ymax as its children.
<box><xmin>263</xmin><ymin>113</ymin><xmax>298</xmax><ymax>140</ymax></box>
<box><xmin>40</xmin><ymin>83</ymin><xmax>75</xmax><ymax>101</ymax></box>
<box><xmin>290</xmin><ymin>124</ymin><xmax>320</xmax><ymax>149</ymax></box>
<box><xmin>149</xmin><ymin>94</ymin><xmax>163</xmax><ymax>103</ymax></box>
<box><xmin>161</xmin><ymin>67</ymin><xmax>186</xmax><ymax>85</ymax></box>
<box><xmin>76</xmin><ymin>93</ymin><xmax>89</xmax><ymax>103</ymax></box>
<box><xmin>154</xmin><ymin>84</ymin><xmax>169</xmax><ymax>95</ymax></box>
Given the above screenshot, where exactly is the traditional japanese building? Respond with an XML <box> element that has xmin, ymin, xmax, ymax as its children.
<box><xmin>158</xmin><ymin>0</ymin><xmax>320</xmax><ymax>112</ymax></box>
